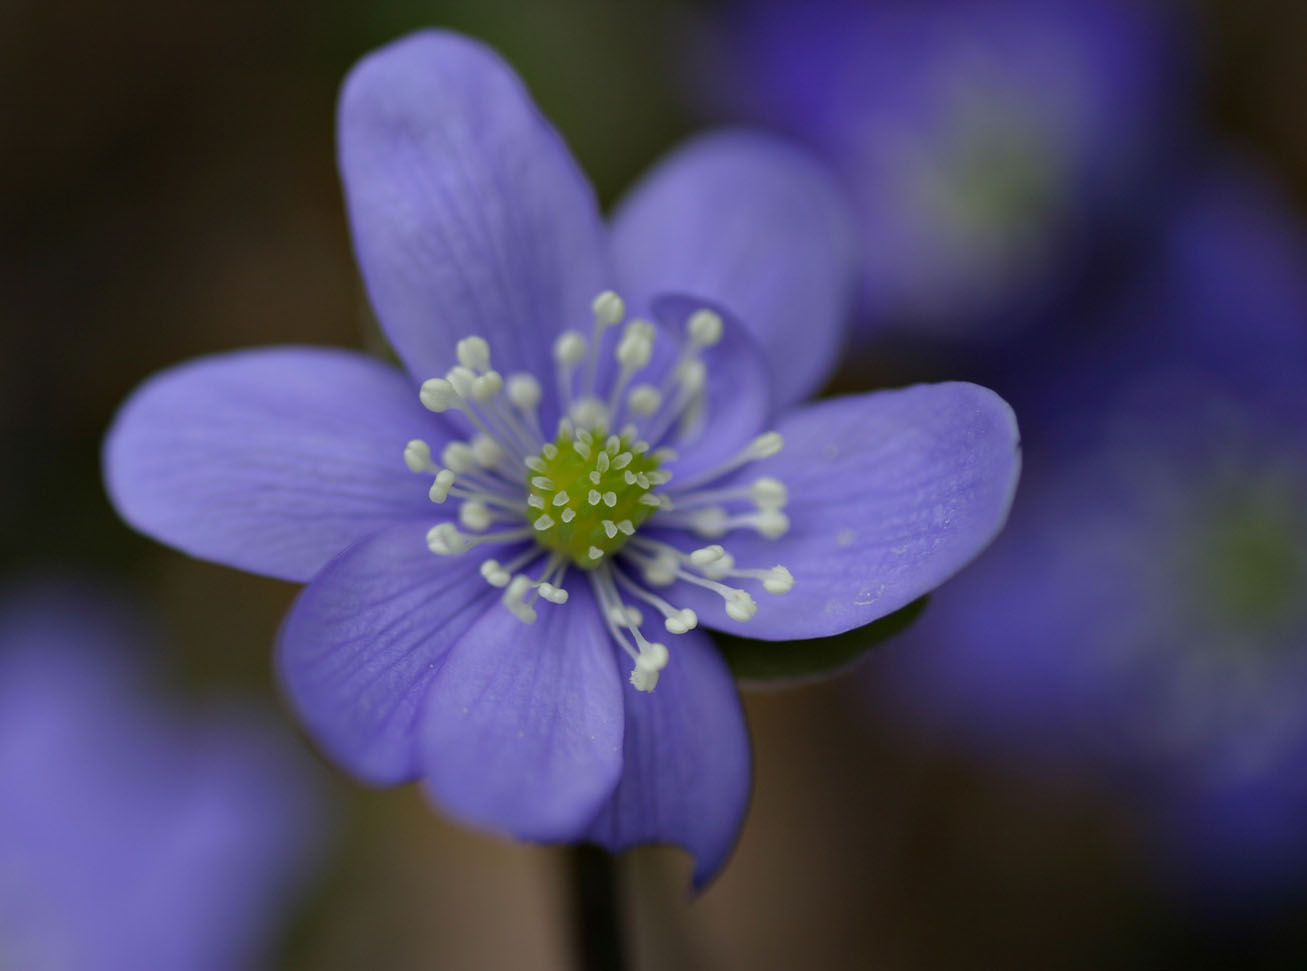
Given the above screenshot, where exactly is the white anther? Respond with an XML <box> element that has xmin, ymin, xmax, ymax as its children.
<box><xmin>429</xmin><ymin>469</ymin><xmax>456</xmax><ymax>503</ymax></box>
<box><xmin>626</xmin><ymin>318</ymin><xmax>655</xmax><ymax>341</ymax></box>
<box><xmin>561</xmin><ymin>508</ymin><xmax>576</xmax><ymax>523</ymax></box>
<box><xmin>700</xmin><ymin>552</ymin><xmax>735</xmax><ymax>579</ymax></box>
<box><xmin>612</xmin><ymin>452</ymin><xmax>633</xmax><ymax>470</ymax></box>
<box><xmin>617</xmin><ymin>330</ymin><xmax>653</xmax><ymax>370</ymax></box>
<box><xmin>552</xmin><ymin>491</ymin><xmax>570</xmax><ymax>507</ymax></box>
<box><xmin>570</xmin><ymin>396</ymin><xmax>609</xmax><ymax>430</ymax></box>
<box><xmin>617</xmin><ymin>520</ymin><xmax>635</xmax><ymax>535</ymax></box>
<box><xmin>533</xmin><ymin>514</ymin><xmax>555</xmax><ymax>531</ymax></box>
<box><xmin>725</xmin><ymin>591</ymin><xmax>758</xmax><ymax>622</ymax></box>
<box><xmin>554</xmin><ymin>330</ymin><xmax>588</xmax><ymax>367</ymax></box>
<box><xmin>763</xmin><ymin>566</ymin><xmax>794</xmax><ymax>594</ymax></box>
<box><xmin>446</xmin><ymin>365</ymin><xmax>477</xmax><ymax>398</ymax></box>
<box><xmin>603</xmin><ymin>520</ymin><xmax>618</xmax><ymax>539</ymax></box>
<box><xmin>587</xmin><ymin>546</ymin><xmax>605</xmax><ymax>561</ymax></box>
<box><xmin>419</xmin><ymin>378</ymin><xmax>460</xmax><ymax>412</ymax></box>
<box><xmin>690</xmin><ymin>545</ymin><xmax>726</xmax><ymax>566</ymax></box>
<box><xmin>403</xmin><ymin>439</ymin><xmax>434</xmax><ymax>473</ymax></box>
<box><xmin>614</xmin><ymin>328</ymin><xmax>650</xmax><ymax>371</ymax></box>
<box><xmin>689</xmin><ymin>507</ymin><xmax>728</xmax><ymax>537</ymax></box>
<box><xmin>749</xmin><ymin>431</ymin><xmax>784</xmax><ymax>459</ymax></box>
<box><xmin>538</xmin><ymin>582</ymin><xmax>569</xmax><ymax>605</ymax></box>
<box><xmin>458</xmin><ymin>501</ymin><xmax>492</xmax><ymax>531</ymax></box>
<box><xmin>441</xmin><ymin>441</ymin><xmax>476</xmax><ymax>474</ymax></box>
<box><xmin>751</xmin><ymin>477</ymin><xmax>788</xmax><ymax>509</ymax></box>
<box><xmin>677</xmin><ymin>358</ymin><xmax>707</xmax><ymax>394</ymax></box>
<box><xmin>588</xmin><ymin>490</ymin><xmax>602</xmax><ymax>505</ymax></box>
<box><xmin>603</xmin><ymin>492</ymin><xmax>618</xmax><ymax>508</ymax></box>
<box><xmin>542</xmin><ymin>442</ymin><xmax>559</xmax><ymax>460</ymax></box>
<box><xmin>664</xmin><ymin>608</ymin><xmax>698</xmax><ymax>634</ymax></box>
<box><xmin>427</xmin><ymin>522</ymin><xmax>470</xmax><ymax>555</ymax></box>
<box><xmin>627</xmin><ymin>384</ymin><xmax>662</xmax><ymax>416</ymax></box>
<box><xmin>527</xmin><ymin>495</ymin><xmax>546</xmax><ymax>510</ymax></box>
<box><xmin>687</xmin><ymin>308</ymin><xmax>723</xmax><ymax>346</ymax></box>
<box><xmin>503</xmin><ymin>575</ymin><xmax>538</xmax><ymax>624</ymax></box>
<box><xmin>638</xmin><ymin>493</ymin><xmax>664</xmax><ymax>508</ymax></box>
<box><xmin>456</xmin><ymin>336</ymin><xmax>491</xmax><ymax>371</ymax></box>
<box><xmin>642</xmin><ymin>555</ymin><xmax>678</xmax><ymax>587</ymax></box>
<box><xmin>630</xmin><ymin>642</ymin><xmax>669</xmax><ymax>692</ymax></box>
<box><xmin>755</xmin><ymin>510</ymin><xmax>790</xmax><ymax>539</ymax></box>
<box><xmin>595</xmin><ymin>451</ymin><xmax>611</xmax><ymax>473</ymax></box>
<box><xmin>592</xmin><ymin>290</ymin><xmax>625</xmax><ymax>325</ymax></box>
<box><xmin>506</xmin><ymin>373</ymin><xmax>542</xmax><ymax>409</ymax></box>
<box><xmin>471</xmin><ymin>434</ymin><xmax>503</xmax><ymax>468</ymax></box>
<box><xmin>471</xmin><ymin>371</ymin><xmax>503</xmax><ymax>401</ymax></box>
<box><xmin>524</xmin><ymin>455</ymin><xmax>547</xmax><ymax>473</ymax></box>
<box><xmin>480</xmin><ymin>559</ymin><xmax>511</xmax><ymax>587</ymax></box>
<box><xmin>531</xmin><ymin>476</ymin><xmax>555</xmax><ymax>491</ymax></box>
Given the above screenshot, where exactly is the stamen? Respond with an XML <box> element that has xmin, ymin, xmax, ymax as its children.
<box><xmin>403</xmin><ymin>439</ymin><xmax>436</xmax><ymax>474</ymax></box>
<box><xmin>456</xmin><ymin>336</ymin><xmax>491</xmax><ymax>371</ymax></box>
<box><xmin>612</xmin><ymin>566</ymin><xmax>698</xmax><ymax>634</ymax></box>
<box><xmin>458</xmin><ymin>500</ymin><xmax>493</xmax><ymax>531</ymax></box>
<box><xmin>553</xmin><ymin>330</ymin><xmax>587</xmax><ymax>413</ymax></box>
<box><xmin>582</xmin><ymin>290</ymin><xmax>626</xmax><ymax>398</ymax></box>
<box><xmin>627</xmin><ymin>384</ymin><xmax>662</xmax><ymax>416</ymax></box>
<box><xmin>479</xmin><ymin>547</ymin><xmax>545</xmax><ymax>589</ymax></box>
<box><xmin>667</xmin><ymin>432</ymin><xmax>785</xmax><ymax>494</ymax></box>
<box><xmin>428</xmin><ymin>522</ymin><xmax>532</xmax><ymax>555</ymax></box>
<box><xmin>686</xmin><ymin>308</ymin><xmax>723</xmax><ymax>347</ymax></box>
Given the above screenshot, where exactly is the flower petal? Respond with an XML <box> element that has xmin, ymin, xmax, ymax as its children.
<box><xmin>339</xmin><ymin>30</ymin><xmax>611</xmax><ymax>386</ymax></box>
<box><xmin>666</xmin><ymin>383</ymin><xmax>1021</xmax><ymax>639</ymax></box>
<box><xmin>418</xmin><ymin>580</ymin><xmax>624</xmax><ymax>841</ymax></box>
<box><xmin>277</xmin><ymin>523</ymin><xmax>504</xmax><ymax>784</ymax></box>
<box><xmin>584</xmin><ymin>629</ymin><xmax>751</xmax><ymax>889</ymax></box>
<box><xmin>611</xmin><ymin>130</ymin><xmax>857</xmax><ymax>408</ymax></box>
<box><xmin>104</xmin><ymin>347</ymin><xmax>443</xmax><ymax>582</ymax></box>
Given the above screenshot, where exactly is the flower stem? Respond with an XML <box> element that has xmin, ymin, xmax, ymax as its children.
<box><xmin>566</xmin><ymin>844</ymin><xmax>627</xmax><ymax>971</ymax></box>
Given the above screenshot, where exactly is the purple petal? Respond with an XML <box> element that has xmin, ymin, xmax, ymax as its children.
<box><xmin>104</xmin><ymin>347</ymin><xmax>444</xmax><ymax>582</ymax></box>
<box><xmin>339</xmin><ymin>30</ymin><xmax>611</xmax><ymax>387</ymax></box>
<box><xmin>418</xmin><ymin>580</ymin><xmax>624</xmax><ymax>841</ymax></box>
<box><xmin>668</xmin><ymin>384</ymin><xmax>1021</xmax><ymax>639</ymax></box>
<box><xmin>584</xmin><ymin>629</ymin><xmax>751</xmax><ymax>889</ymax></box>
<box><xmin>277</xmin><ymin>522</ymin><xmax>503</xmax><ymax>784</ymax></box>
<box><xmin>611</xmin><ymin>130</ymin><xmax>856</xmax><ymax>408</ymax></box>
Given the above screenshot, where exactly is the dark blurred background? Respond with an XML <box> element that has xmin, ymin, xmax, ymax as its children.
<box><xmin>3</xmin><ymin>0</ymin><xmax>1306</xmax><ymax>967</ymax></box>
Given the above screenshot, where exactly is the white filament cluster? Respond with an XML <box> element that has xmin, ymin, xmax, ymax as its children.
<box><xmin>401</xmin><ymin>290</ymin><xmax>793</xmax><ymax>692</ymax></box>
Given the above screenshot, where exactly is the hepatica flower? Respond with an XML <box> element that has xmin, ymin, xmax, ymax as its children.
<box><xmin>0</xmin><ymin>585</ymin><xmax>322</xmax><ymax>970</ymax></box>
<box><xmin>703</xmin><ymin>0</ymin><xmax>1187</xmax><ymax>336</ymax></box>
<box><xmin>105</xmin><ymin>31</ymin><xmax>1020</xmax><ymax>884</ymax></box>
<box><xmin>881</xmin><ymin>166</ymin><xmax>1307</xmax><ymax>901</ymax></box>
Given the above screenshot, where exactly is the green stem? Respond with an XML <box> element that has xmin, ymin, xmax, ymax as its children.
<box><xmin>566</xmin><ymin>844</ymin><xmax>627</xmax><ymax>971</ymax></box>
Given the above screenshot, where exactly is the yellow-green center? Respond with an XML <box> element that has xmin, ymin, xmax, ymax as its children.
<box><xmin>526</xmin><ymin>429</ymin><xmax>663</xmax><ymax>568</ymax></box>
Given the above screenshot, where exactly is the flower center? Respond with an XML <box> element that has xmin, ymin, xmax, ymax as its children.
<box><xmin>400</xmin><ymin>290</ymin><xmax>794</xmax><ymax>692</ymax></box>
<box><xmin>525</xmin><ymin>429</ymin><xmax>665</xmax><ymax>567</ymax></box>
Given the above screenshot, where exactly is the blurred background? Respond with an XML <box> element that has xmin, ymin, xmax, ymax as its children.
<box><xmin>3</xmin><ymin>0</ymin><xmax>1306</xmax><ymax>967</ymax></box>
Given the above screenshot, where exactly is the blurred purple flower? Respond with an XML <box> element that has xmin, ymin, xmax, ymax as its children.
<box><xmin>103</xmin><ymin>30</ymin><xmax>1021</xmax><ymax>884</ymax></box>
<box><xmin>702</xmin><ymin>0</ymin><xmax>1189</xmax><ymax>337</ymax></box>
<box><xmin>0</xmin><ymin>584</ymin><xmax>324</xmax><ymax>970</ymax></box>
<box><xmin>880</xmin><ymin>163</ymin><xmax>1307</xmax><ymax>904</ymax></box>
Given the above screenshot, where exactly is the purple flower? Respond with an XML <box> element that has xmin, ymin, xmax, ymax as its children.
<box><xmin>702</xmin><ymin>0</ymin><xmax>1189</xmax><ymax>337</ymax></box>
<box><xmin>104</xmin><ymin>31</ymin><xmax>1021</xmax><ymax>884</ymax></box>
<box><xmin>0</xmin><ymin>583</ymin><xmax>324</xmax><ymax>970</ymax></box>
<box><xmin>880</xmin><ymin>163</ymin><xmax>1307</xmax><ymax>904</ymax></box>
